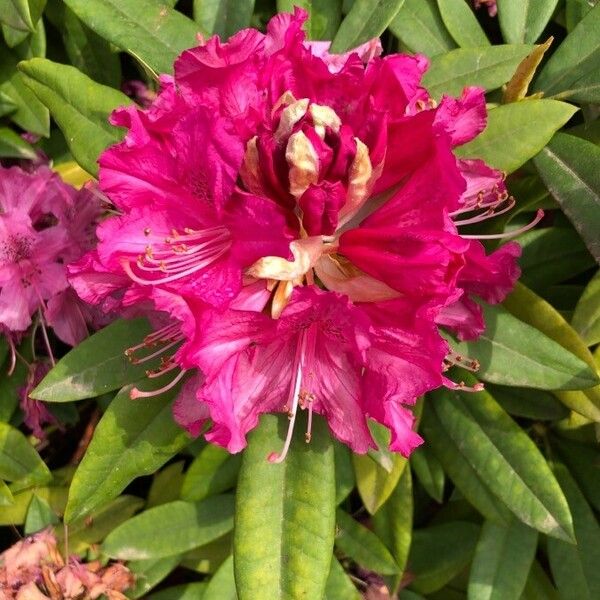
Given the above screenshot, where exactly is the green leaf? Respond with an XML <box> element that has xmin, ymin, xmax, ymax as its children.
<box><xmin>422</xmin><ymin>44</ymin><xmax>533</xmax><ymax>98</ymax></box>
<box><xmin>32</xmin><ymin>318</ymin><xmax>156</xmax><ymax>402</ymax></box>
<box><xmin>203</xmin><ymin>555</ymin><xmax>237</xmax><ymax>600</ymax></box>
<box><xmin>372</xmin><ymin>468</ymin><xmax>413</xmax><ymax>588</ymax></box>
<box><xmin>0</xmin><ymin>485</ymin><xmax>68</xmax><ymax>525</ymax></box>
<box><xmin>64</xmin><ymin>0</ymin><xmax>199</xmax><ymax>75</ymax></box>
<box><xmin>450</xmin><ymin>303</ymin><xmax>599</xmax><ymax>391</ymax></box>
<box><xmin>534</xmin><ymin>4</ymin><xmax>600</xmax><ymax>102</ymax></box>
<box><xmin>547</xmin><ymin>463</ymin><xmax>600</xmax><ymax>600</ymax></box>
<box><xmin>335</xmin><ymin>508</ymin><xmax>399</xmax><ymax>575</ymax></box>
<box><xmin>0</xmin><ymin>125</ymin><xmax>36</xmax><ymax>159</ymax></box>
<box><xmin>45</xmin><ymin>1</ymin><xmax>122</xmax><ymax>88</ymax></box>
<box><xmin>103</xmin><ymin>495</ymin><xmax>234</xmax><ymax>560</ymax></box>
<box><xmin>521</xmin><ymin>561</ymin><xmax>560</xmax><ymax>600</ymax></box>
<box><xmin>456</xmin><ymin>100</ymin><xmax>577</xmax><ymax>173</ymax></box>
<box><xmin>410</xmin><ymin>444</ymin><xmax>445</xmax><ymax>502</ymax></box>
<box><xmin>0</xmin><ymin>0</ymin><xmax>46</xmax><ymax>32</ymax></box>
<box><xmin>330</xmin><ymin>0</ymin><xmax>404</xmax><ymax>53</ymax></box>
<box><xmin>0</xmin><ymin>479</ymin><xmax>13</xmax><ymax>505</ymax></box>
<box><xmin>497</xmin><ymin>0</ymin><xmax>559</xmax><ymax>44</ymax></box>
<box><xmin>147</xmin><ymin>461</ymin><xmax>185</xmax><ymax>508</ymax></box>
<box><xmin>421</xmin><ymin>405</ymin><xmax>511</xmax><ymax>522</ymax></box>
<box><xmin>148</xmin><ymin>583</ymin><xmax>208</xmax><ymax>600</ymax></box>
<box><xmin>429</xmin><ymin>384</ymin><xmax>574</xmax><ymax>541</ymax></box>
<box><xmin>437</xmin><ymin>0</ymin><xmax>489</xmax><ymax>47</ymax></box>
<box><xmin>24</xmin><ymin>493</ymin><xmax>59</xmax><ymax>534</ymax></box>
<box><xmin>572</xmin><ymin>271</ymin><xmax>600</xmax><ymax>346</ymax></box>
<box><xmin>194</xmin><ymin>0</ymin><xmax>255</xmax><ymax>38</ymax></box>
<box><xmin>518</xmin><ymin>227</ymin><xmax>595</xmax><ymax>291</ymax></box>
<box><xmin>533</xmin><ymin>133</ymin><xmax>600</xmax><ymax>263</ymax></box>
<box><xmin>181</xmin><ymin>444</ymin><xmax>241</xmax><ymax>502</ymax></box>
<box><xmin>234</xmin><ymin>413</ymin><xmax>335</xmax><ymax>600</ymax></box>
<box><xmin>18</xmin><ymin>58</ymin><xmax>131</xmax><ymax>176</ymax></box>
<box><xmin>128</xmin><ymin>555</ymin><xmax>182</xmax><ymax>598</ymax></box>
<box><xmin>467</xmin><ymin>520</ymin><xmax>538</xmax><ymax>600</ymax></box>
<box><xmin>334</xmin><ymin>441</ymin><xmax>355</xmax><ymax>505</ymax></box>
<box><xmin>390</xmin><ymin>0</ymin><xmax>456</xmax><ymax>57</ymax></box>
<box><xmin>353</xmin><ymin>421</ymin><xmax>408</xmax><ymax>514</ymax></box>
<box><xmin>277</xmin><ymin>0</ymin><xmax>342</xmax><ymax>40</ymax></box>
<box><xmin>325</xmin><ymin>557</ymin><xmax>360</xmax><ymax>600</ymax></box>
<box><xmin>65</xmin><ymin>381</ymin><xmax>190</xmax><ymax>523</ymax></box>
<box><xmin>487</xmin><ymin>384</ymin><xmax>568</xmax><ymax>421</ymax></box>
<box><xmin>565</xmin><ymin>0</ymin><xmax>595</xmax><ymax>32</ymax></box>
<box><xmin>408</xmin><ymin>521</ymin><xmax>480</xmax><ymax>594</ymax></box>
<box><xmin>180</xmin><ymin>534</ymin><xmax>231</xmax><ymax>574</ymax></box>
<box><xmin>0</xmin><ymin>422</ymin><xmax>51</xmax><ymax>485</ymax></box>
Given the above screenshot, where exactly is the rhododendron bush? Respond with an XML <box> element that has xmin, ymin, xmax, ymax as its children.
<box><xmin>0</xmin><ymin>1</ymin><xmax>599</xmax><ymax>599</ymax></box>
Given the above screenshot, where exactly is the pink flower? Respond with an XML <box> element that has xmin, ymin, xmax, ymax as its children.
<box><xmin>474</xmin><ymin>0</ymin><xmax>497</xmax><ymax>17</ymax></box>
<box><xmin>19</xmin><ymin>362</ymin><xmax>58</xmax><ymax>439</ymax></box>
<box><xmin>73</xmin><ymin>9</ymin><xmax>534</xmax><ymax>458</ymax></box>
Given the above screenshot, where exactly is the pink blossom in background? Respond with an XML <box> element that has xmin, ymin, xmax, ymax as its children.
<box><xmin>71</xmin><ymin>9</ymin><xmax>535</xmax><ymax>459</ymax></box>
<box><xmin>473</xmin><ymin>0</ymin><xmax>498</xmax><ymax>17</ymax></box>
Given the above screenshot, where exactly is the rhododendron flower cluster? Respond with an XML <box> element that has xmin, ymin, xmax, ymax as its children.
<box><xmin>71</xmin><ymin>9</ymin><xmax>538</xmax><ymax>460</ymax></box>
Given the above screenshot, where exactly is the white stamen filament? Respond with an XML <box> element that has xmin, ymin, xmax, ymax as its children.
<box><xmin>461</xmin><ymin>209</ymin><xmax>544</xmax><ymax>240</ymax></box>
<box><xmin>130</xmin><ymin>368</ymin><xmax>188</xmax><ymax>399</ymax></box>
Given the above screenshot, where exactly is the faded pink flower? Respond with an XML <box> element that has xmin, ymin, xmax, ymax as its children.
<box><xmin>19</xmin><ymin>362</ymin><xmax>58</xmax><ymax>440</ymax></box>
<box><xmin>71</xmin><ymin>9</ymin><xmax>534</xmax><ymax>458</ymax></box>
<box><xmin>474</xmin><ymin>0</ymin><xmax>497</xmax><ymax>17</ymax></box>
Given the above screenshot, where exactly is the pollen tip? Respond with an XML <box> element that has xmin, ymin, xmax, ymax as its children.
<box><xmin>130</xmin><ymin>388</ymin><xmax>141</xmax><ymax>400</ymax></box>
<box><xmin>267</xmin><ymin>452</ymin><xmax>280</xmax><ymax>463</ymax></box>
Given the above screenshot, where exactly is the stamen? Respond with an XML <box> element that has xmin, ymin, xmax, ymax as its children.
<box><xmin>130</xmin><ymin>369</ymin><xmax>187</xmax><ymax>399</ymax></box>
<box><xmin>446</xmin><ymin>379</ymin><xmax>485</xmax><ymax>393</ymax></box>
<box><xmin>461</xmin><ymin>210</ymin><xmax>544</xmax><ymax>240</ymax></box>
<box><xmin>444</xmin><ymin>351</ymin><xmax>480</xmax><ymax>372</ymax></box>
<box><xmin>305</xmin><ymin>396</ymin><xmax>314</xmax><ymax>443</ymax></box>
<box><xmin>453</xmin><ymin>197</ymin><xmax>516</xmax><ymax>226</ymax></box>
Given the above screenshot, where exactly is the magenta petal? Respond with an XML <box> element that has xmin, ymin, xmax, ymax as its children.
<box><xmin>172</xmin><ymin>373</ymin><xmax>209</xmax><ymax>437</ymax></box>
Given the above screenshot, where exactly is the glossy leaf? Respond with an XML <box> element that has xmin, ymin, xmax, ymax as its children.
<box><xmin>195</xmin><ymin>0</ymin><xmax>256</xmax><ymax>38</ymax></box>
<box><xmin>32</xmin><ymin>318</ymin><xmax>155</xmax><ymax>402</ymax></box>
<box><xmin>0</xmin><ymin>422</ymin><xmax>51</xmax><ymax>485</ymax></box>
<box><xmin>64</xmin><ymin>0</ymin><xmax>199</xmax><ymax>75</ymax></box>
<box><xmin>325</xmin><ymin>557</ymin><xmax>360</xmax><ymax>600</ymax></box>
<box><xmin>534</xmin><ymin>4</ymin><xmax>600</xmax><ymax>102</ymax></box>
<box><xmin>0</xmin><ymin>0</ymin><xmax>45</xmax><ymax>31</ymax></box>
<box><xmin>147</xmin><ymin>461</ymin><xmax>185</xmax><ymax>508</ymax></box>
<box><xmin>572</xmin><ymin>270</ymin><xmax>600</xmax><ymax>346</ymax></box>
<box><xmin>103</xmin><ymin>495</ymin><xmax>234</xmax><ymax>560</ymax></box>
<box><xmin>0</xmin><ymin>480</ymin><xmax>13</xmax><ymax>506</ymax></box>
<box><xmin>65</xmin><ymin>381</ymin><xmax>190</xmax><ymax>522</ymax></box>
<box><xmin>497</xmin><ymin>0</ymin><xmax>559</xmax><ymax>44</ymax></box>
<box><xmin>468</xmin><ymin>520</ymin><xmax>538</xmax><ymax>600</ymax></box>
<box><xmin>408</xmin><ymin>521</ymin><xmax>480</xmax><ymax>594</ymax></box>
<box><xmin>234</xmin><ymin>413</ymin><xmax>335</xmax><ymax>600</ymax></box>
<box><xmin>456</xmin><ymin>100</ymin><xmax>578</xmax><ymax>173</ymax></box>
<box><xmin>521</xmin><ymin>561</ymin><xmax>560</xmax><ymax>600</ymax></box>
<box><xmin>203</xmin><ymin>555</ymin><xmax>237</xmax><ymax>600</ymax></box>
<box><xmin>422</xmin><ymin>44</ymin><xmax>533</xmax><ymax>98</ymax></box>
<box><xmin>450</xmin><ymin>303</ymin><xmax>599</xmax><ymax>391</ymax></box>
<box><xmin>547</xmin><ymin>463</ymin><xmax>600</xmax><ymax>600</ymax></box>
<box><xmin>437</xmin><ymin>0</ymin><xmax>489</xmax><ymax>47</ymax></box>
<box><xmin>486</xmin><ymin>384</ymin><xmax>568</xmax><ymax>421</ymax></box>
<box><xmin>389</xmin><ymin>0</ymin><xmax>456</xmax><ymax>56</ymax></box>
<box><xmin>330</xmin><ymin>0</ymin><xmax>405</xmax><ymax>53</ymax></box>
<box><xmin>182</xmin><ymin>444</ymin><xmax>241</xmax><ymax>501</ymax></box>
<box><xmin>128</xmin><ymin>556</ymin><xmax>182</xmax><ymax>598</ymax></box>
<box><xmin>335</xmin><ymin>508</ymin><xmax>399</xmax><ymax>575</ymax></box>
<box><xmin>0</xmin><ymin>485</ymin><xmax>68</xmax><ymax>525</ymax></box>
<box><xmin>429</xmin><ymin>385</ymin><xmax>574</xmax><ymax>541</ymax></box>
<box><xmin>410</xmin><ymin>445</ymin><xmax>445</xmax><ymax>502</ymax></box>
<box><xmin>565</xmin><ymin>0</ymin><xmax>595</xmax><ymax>31</ymax></box>
<box><xmin>534</xmin><ymin>133</ymin><xmax>600</xmax><ymax>262</ymax></box>
<box><xmin>277</xmin><ymin>0</ymin><xmax>342</xmax><ymax>40</ymax></box>
<box><xmin>18</xmin><ymin>58</ymin><xmax>130</xmax><ymax>176</ymax></box>
<box><xmin>0</xmin><ymin>125</ymin><xmax>36</xmax><ymax>159</ymax></box>
<box><xmin>334</xmin><ymin>441</ymin><xmax>355</xmax><ymax>505</ymax></box>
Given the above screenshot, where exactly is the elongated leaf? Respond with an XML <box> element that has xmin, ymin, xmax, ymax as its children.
<box><xmin>534</xmin><ymin>133</ymin><xmax>600</xmax><ymax>262</ymax></box>
<box><xmin>572</xmin><ymin>271</ymin><xmax>600</xmax><ymax>346</ymax></box>
<box><xmin>325</xmin><ymin>557</ymin><xmax>360</xmax><ymax>600</ymax></box>
<box><xmin>148</xmin><ymin>583</ymin><xmax>208</xmax><ymax>600</ymax></box>
<box><xmin>0</xmin><ymin>485</ymin><xmax>68</xmax><ymax>525</ymax></box>
<box><xmin>410</xmin><ymin>445</ymin><xmax>445</xmax><ymax>502</ymax></box>
<box><xmin>179</xmin><ymin>534</ymin><xmax>231</xmax><ymax>574</ymax></box>
<box><xmin>0</xmin><ymin>0</ymin><xmax>45</xmax><ymax>32</ymax></box>
<box><xmin>497</xmin><ymin>0</ymin><xmax>559</xmax><ymax>44</ymax></box>
<box><xmin>128</xmin><ymin>556</ymin><xmax>182</xmax><ymax>598</ymax></box>
<box><xmin>534</xmin><ymin>4</ymin><xmax>600</xmax><ymax>102</ymax></box>
<box><xmin>195</xmin><ymin>0</ymin><xmax>256</xmax><ymax>38</ymax></box>
<box><xmin>521</xmin><ymin>561</ymin><xmax>560</xmax><ymax>600</ymax></box>
<box><xmin>234</xmin><ymin>413</ymin><xmax>335</xmax><ymax>600</ymax></box>
<box><xmin>24</xmin><ymin>494</ymin><xmax>59</xmax><ymax>534</ymax></box>
<box><xmin>65</xmin><ymin>381</ymin><xmax>190</xmax><ymax>522</ymax></box>
<box><xmin>389</xmin><ymin>0</ymin><xmax>456</xmax><ymax>56</ymax></box>
<box><xmin>456</xmin><ymin>100</ymin><xmax>577</xmax><ymax>173</ymax></box>
<box><xmin>104</xmin><ymin>496</ymin><xmax>234</xmax><ymax>560</ymax></box>
<box><xmin>331</xmin><ymin>0</ymin><xmax>404</xmax><ymax>52</ymax></box>
<box><xmin>468</xmin><ymin>520</ymin><xmax>538</xmax><ymax>600</ymax></box>
<box><xmin>422</xmin><ymin>44</ymin><xmax>533</xmax><ymax>97</ymax></box>
<box><xmin>429</xmin><ymin>384</ymin><xmax>574</xmax><ymax>541</ymax></box>
<box><xmin>503</xmin><ymin>37</ymin><xmax>553</xmax><ymax>103</ymax></box>
<box><xmin>487</xmin><ymin>384</ymin><xmax>568</xmax><ymax>421</ymax></box>
<box><xmin>336</xmin><ymin>508</ymin><xmax>399</xmax><ymax>575</ymax></box>
<box><xmin>277</xmin><ymin>0</ymin><xmax>342</xmax><ymax>40</ymax></box>
<box><xmin>64</xmin><ymin>0</ymin><xmax>199</xmax><ymax>75</ymax></box>
<box><xmin>437</xmin><ymin>0</ymin><xmax>489</xmax><ymax>47</ymax></box>
<box><xmin>203</xmin><ymin>555</ymin><xmax>236</xmax><ymax>600</ymax></box>
<box><xmin>547</xmin><ymin>463</ymin><xmax>600</xmax><ymax>600</ymax></box>
<box><xmin>147</xmin><ymin>461</ymin><xmax>185</xmax><ymax>508</ymax></box>
<box><xmin>408</xmin><ymin>521</ymin><xmax>480</xmax><ymax>594</ymax></box>
<box><xmin>421</xmin><ymin>406</ymin><xmax>511</xmax><ymax>522</ymax></box>
<box><xmin>450</xmin><ymin>303</ymin><xmax>598</xmax><ymax>391</ymax></box>
<box><xmin>18</xmin><ymin>58</ymin><xmax>130</xmax><ymax>176</ymax></box>
<box><xmin>334</xmin><ymin>441</ymin><xmax>355</xmax><ymax>505</ymax></box>
<box><xmin>0</xmin><ymin>422</ymin><xmax>51</xmax><ymax>485</ymax></box>
<box><xmin>181</xmin><ymin>444</ymin><xmax>241</xmax><ymax>502</ymax></box>
<box><xmin>0</xmin><ymin>125</ymin><xmax>36</xmax><ymax>159</ymax></box>
<box><xmin>565</xmin><ymin>0</ymin><xmax>595</xmax><ymax>31</ymax></box>
<box><xmin>32</xmin><ymin>318</ymin><xmax>155</xmax><ymax>402</ymax></box>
